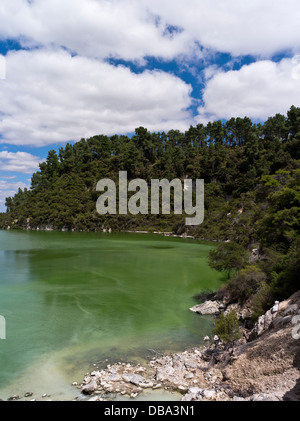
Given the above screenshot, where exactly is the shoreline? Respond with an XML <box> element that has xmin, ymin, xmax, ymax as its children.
<box><xmin>1</xmin><ymin>229</ymin><xmax>299</xmax><ymax>401</ymax></box>
<box><xmin>74</xmin><ymin>290</ymin><xmax>300</xmax><ymax>402</ymax></box>
<box><xmin>3</xmin><ymin>291</ymin><xmax>300</xmax><ymax>402</ymax></box>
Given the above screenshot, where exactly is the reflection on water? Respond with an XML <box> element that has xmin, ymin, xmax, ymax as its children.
<box><xmin>0</xmin><ymin>230</ymin><xmax>222</xmax><ymax>400</ymax></box>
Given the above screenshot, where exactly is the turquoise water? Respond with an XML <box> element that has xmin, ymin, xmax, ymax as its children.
<box><xmin>0</xmin><ymin>230</ymin><xmax>223</xmax><ymax>399</ymax></box>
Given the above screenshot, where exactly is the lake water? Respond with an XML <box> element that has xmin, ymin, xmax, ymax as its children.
<box><xmin>0</xmin><ymin>230</ymin><xmax>223</xmax><ymax>400</ymax></box>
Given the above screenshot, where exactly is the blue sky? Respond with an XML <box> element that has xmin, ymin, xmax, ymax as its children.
<box><xmin>0</xmin><ymin>0</ymin><xmax>300</xmax><ymax>211</ymax></box>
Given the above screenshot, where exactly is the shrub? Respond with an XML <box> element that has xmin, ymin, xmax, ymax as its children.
<box><xmin>250</xmin><ymin>282</ymin><xmax>274</xmax><ymax>322</ymax></box>
<box><xmin>226</xmin><ymin>265</ymin><xmax>267</xmax><ymax>304</ymax></box>
<box><xmin>208</xmin><ymin>242</ymin><xmax>248</xmax><ymax>277</ymax></box>
<box><xmin>213</xmin><ymin>310</ymin><xmax>242</xmax><ymax>345</ymax></box>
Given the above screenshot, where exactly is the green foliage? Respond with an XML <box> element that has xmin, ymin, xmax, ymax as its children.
<box><xmin>250</xmin><ymin>282</ymin><xmax>274</xmax><ymax>322</ymax></box>
<box><xmin>213</xmin><ymin>310</ymin><xmax>242</xmax><ymax>344</ymax></box>
<box><xmin>1</xmin><ymin>106</ymin><xmax>300</xmax><ymax>307</ymax></box>
<box><xmin>208</xmin><ymin>242</ymin><xmax>248</xmax><ymax>276</ymax></box>
<box><xmin>227</xmin><ymin>265</ymin><xmax>267</xmax><ymax>304</ymax></box>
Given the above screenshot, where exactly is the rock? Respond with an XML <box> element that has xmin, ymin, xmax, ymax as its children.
<box><xmin>251</xmin><ymin>393</ymin><xmax>279</xmax><ymax>401</ymax></box>
<box><xmin>189</xmin><ymin>300</ymin><xmax>221</xmax><ymax>315</ymax></box>
<box><xmin>24</xmin><ymin>392</ymin><xmax>33</xmax><ymax>398</ymax></box>
<box><xmin>107</xmin><ymin>374</ymin><xmax>122</xmax><ymax>382</ymax></box>
<box><xmin>184</xmin><ymin>373</ymin><xmax>194</xmax><ymax>379</ymax></box>
<box><xmin>213</xmin><ymin>335</ymin><xmax>219</xmax><ymax>342</ymax></box>
<box><xmin>72</xmin><ymin>382</ymin><xmax>78</xmax><ymax>386</ymax></box>
<box><xmin>184</xmin><ymin>360</ymin><xmax>197</xmax><ymax>369</ymax></box>
<box><xmin>82</xmin><ymin>380</ymin><xmax>98</xmax><ymax>395</ymax></box>
<box><xmin>271</xmin><ymin>301</ymin><xmax>280</xmax><ymax>314</ymax></box>
<box><xmin>130</xmin><ymin>392</ymin><xmax>138</xmax><ymax>399</ymax></box>
<box><xmin>270</xmin><ymin>315</ymin><xmax>292</xmax><ymax>329</ymax></box>
<box><xmin>122</xmin><ymin>373</ymin><xmax>146</xmax><ymax>386</ymax></box>
<box><xmin>205</xmin><ymin>368</ymin><xmax>223</xmax><ymax>383</ymax></box>
<box><xmin>282</xmin><ymin>304</ymin><xmax>299</xmax><ymax>317</ymax></box>
<box><xmin>8</xmin><ymin>395</ymin><xmax>20</xmax><ymax>401</ymax></box>
<box><xmin>203</xmin><ymin>389</ymin><xmax>216</xmax><ymax>400</ymax></box>
<box><xmin>232</xmin><ymin>396</ymin><xmax>248</xmax><ymax>401</ymax></box>
<box><xmin>156</xmin><ymin>366</ymin><xmax>175</xmax><ymax>382</ymax></box>
<box><xmin>203</xmin><ymin>336</ymin><xmax>210</xmax><ymax>341</ymax></box>
<box><xmin>88</xmin><ymin>396</ymin><xmax>100</xmax><ymax>401</ymax></box>
<box><xmin>139</xmin><ymin>382</ymin><xmax>154</xmax><ymax>388</ymax></box>
<box><xmin>91</xmin><ymin>370</ymin><xmax>101</xmax><ymax>378</ymax></box>
<box><xmin>181</xmin><ymin>387</ymin><xmax>203</xmax><ymax>401</ymax></box>
<box><xmin>153</xmin><ymin>383</ymin><xmax>162</xmax><ymax>390</ymax></box>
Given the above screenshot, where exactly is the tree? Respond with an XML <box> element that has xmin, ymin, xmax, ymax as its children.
<box><xmin>208</xmin><ymin>242</ymin><xmax>247</xmax><ymax>277</ymax></box>
<box><xmin>213</xmin><ymin>310</ymin><xmax>242</xmax><ymax>345</ymax></box>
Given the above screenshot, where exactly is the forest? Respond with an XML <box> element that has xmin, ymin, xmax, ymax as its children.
<box><xmin>1</xmin><ymin>105</ymin><xmax>299</xmax><ymax>317</ymax></box>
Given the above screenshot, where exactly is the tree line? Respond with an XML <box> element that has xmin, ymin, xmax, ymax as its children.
<box><xmin>1</xmin><ymin>106</ymin><xmax>299</xmax><ymax>315</ymax></box>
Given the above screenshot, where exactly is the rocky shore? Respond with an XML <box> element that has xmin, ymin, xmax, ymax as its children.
<box><xmin>75</xmin><ymin>290</ymin><xmax>300</xmax><ymax>402</ymax></box>
<box><xmin>3</xmin><ymin>291</ymin><xmax>299</xmax><ymax>402</ymax></box>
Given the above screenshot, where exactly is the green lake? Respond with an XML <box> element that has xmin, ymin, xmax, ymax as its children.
<box><xmin>0</xmin><ymin>230</ymin><xmax>223</xmax><ymax>400</ymax></box>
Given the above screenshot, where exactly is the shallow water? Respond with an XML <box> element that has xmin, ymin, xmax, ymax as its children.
<box><xmin>0</xmin><ymin>230</ymin><xmax>223</xmax><ymax>400</ymax></box>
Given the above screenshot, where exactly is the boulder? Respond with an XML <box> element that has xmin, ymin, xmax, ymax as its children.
<box><xmin>107</xmin><ymin>374</ymin><xmax>122</xmax><ymax>382</ymax></box>
<box><xmin>189</xmin><ymin>300</ymin><xmax>221</xmax><ymax>315</ymax></box>
<box><xmin>122</xmin><ymin>373</ymin><xmax>146</xmax><ymax>386</ymax></box>
<box><xmin>82</xmin><ymin>380</ymin><xmax>98</xmax><ymax>395</ymax></box>
<box><xmin>282</xmin><ymin>304</ymin><xmax>299</xmax><ymax>317</ymax></box>
<box><xmin>271</xmin><ymin>301</ymin><xmax>279</xmax><ymax>314</ymax></box>
<box><xmin>181</xmin><ymin>387</ymin><xmax>203</xmax><ymax>401</ymax></box>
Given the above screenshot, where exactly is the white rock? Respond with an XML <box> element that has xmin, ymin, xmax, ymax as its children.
<box><xmin>139</xmin><ymin>382</ymin><xmax>154</xmax><ymax>388</ymax></box>
<box><xmin>122</xmin><ymin>373</ymin><xmax>146</xmax><ymax>386</ymax></box>
<box><xmin>203</xmin><ymin>389</ymin><xmax>216</xmax><ymax>399</ymax></box>
<box><xmin>88</xmin><ymin>396</ymin><xmax>99</xmax><ymax>401</ymax></box>
<box><xmin>271</xmin><ymin>301</ymin><xmax>280</xmax><ymax>314</ymax></box>
<box><xmin>189</xmin><ymin>300</ymin><xmax>221</xmax><ymax>315</ymax></box>
<box><xmin>130</xmin><ymin>392</ymin><xmax>138</xmax><ymax>399</ymax></box>
<box><xmin>82</xmin><ymin>380</ymin><xmax>98</xmax><ymax>395</ymax></box>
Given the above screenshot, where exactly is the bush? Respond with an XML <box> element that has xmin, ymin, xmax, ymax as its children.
<box><xmin>226</xmin><ymin>265</ymin><xmax>267</xmax><ymax>304</ymax></box>
<box><xmin>208</xmin><ymin>241</ymin><xmax>248</xmax><ymax>277</ymax></box>
<box><xmin>213</xmin><ymin>310</ymin><xmax>242</xmax><ymax>344</ymax></box>
<box><xmin>250</xmin><ymin>282</ymin><xmax>274</xmax><ymax>322</ymax></box>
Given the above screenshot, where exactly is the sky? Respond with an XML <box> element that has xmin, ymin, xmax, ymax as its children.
<box><xmin>0</xmin><ymin>0</ymin><xmax>300</xmax><ymax>212</ymax></box>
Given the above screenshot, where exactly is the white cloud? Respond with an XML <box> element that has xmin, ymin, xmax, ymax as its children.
<box><xmin>141</xmin><ymin>0</ymin><xmax>300</xmax><ymax>58</ymax></box>
<box><xmin>196</xmin><ymin>57</ymin><xmax>300</xmax><ymax>123</ymax></box>
<box><xmin>0</xmin><ymin>48</ymin><xmax>192</xmax><ymax>146</ymax></box>
<box><xmin>0</xmin><ymin>175</ymin><xmax>17</xmax><ymax>180</ymax></box>
<box><xmin>1</xmin><ymin>0</ymin><xmax>299</xmax><ymax>60</ymax></box>
<box><xmin>0</xmin><ymin>0</ymin><xmax>193</xmax><ymax>62</ymax></box>
<box><xmin>0</xmin><ymin>151</ymin><xmax>44</xmax><ymax>173</ymax></box>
